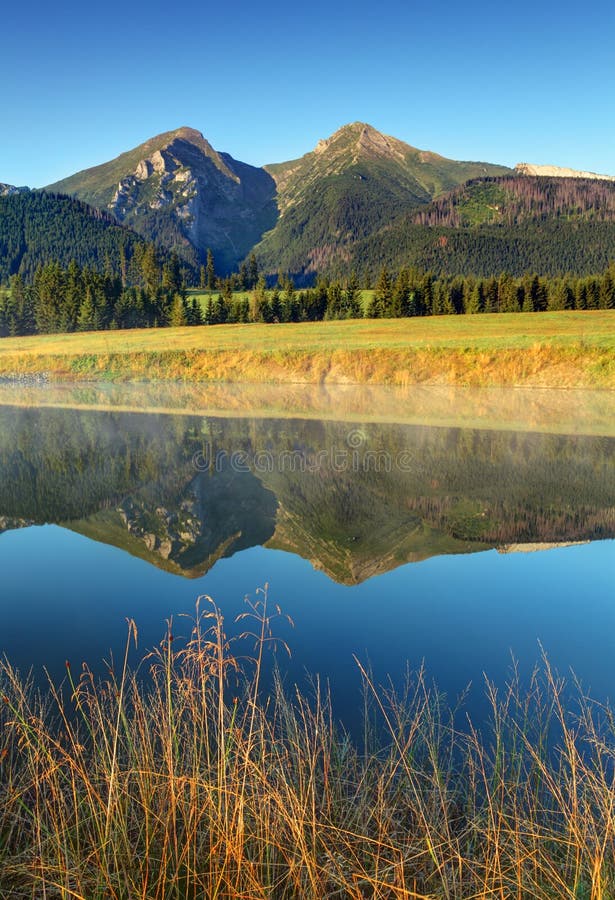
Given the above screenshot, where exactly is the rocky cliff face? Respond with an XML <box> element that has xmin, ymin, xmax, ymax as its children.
<box><xmin>0</xmin><ymin>183</ymin><xmax>29</xmax><ymax>196</ymax></box>
<box><xmin>516</xmin><ymin>162</ymin><xmax>615</xmax><ymax>182</ymax></box>
<box><xmin>47</xmin><ymin>127</ymin><xmax>278</xmax><ymax>273</ymax></box>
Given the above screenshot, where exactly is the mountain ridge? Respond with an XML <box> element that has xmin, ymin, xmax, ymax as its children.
<box><xmin>42</xmin><ymin>122</ymin><xmax>512</xmax><ymax>275</ymax></box>
<box><xmin>14</xmin><ymin>122</ymin><xmax>614</xmax><ymax>280</ymax></box>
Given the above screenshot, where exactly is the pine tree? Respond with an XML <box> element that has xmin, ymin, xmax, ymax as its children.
<box><xmin>206</xmin><ymin>249</ymin><xmax>216</xmax><ymax>291</ymax></box>
<box><xmin>188</xmin><ymin>297</ymin><xmax>203</xmax><ymax>326</ymax></box>
<box><xmin>61</xmin><ymin>260</ymin><xmax>82</xmax><ymax>332</ymax></box>
<box><xmin>169</xmin><ymin>294</ymin><xmax>188</xmax><ymax>327</ymax></box>
<box><xmin>248</xmin><ymin>253</ymin><xmax>259</xmax><ymax>290</ymax></box>
<box><xmin>368</xmin><ymin>267</ymin><xmax>393</xmax><ymax>318</ymax></box>
<box><xmin>281</xmin><ymin>279</ymin><xmax>296</xmax><ymax>322</ymax></box>
<box><xmin>599</xmin><ymin>270</ymin><xmax>615</xmax><ymax>309</ymax></box>
<box><xmin>465</xmin><ymin>282</ymin><xmax>484</xmax><ymax>314</ymax></box>
<box><xmin>77</xmin><ymin>285</ymin><xmax>97</xmax><ymax>331</ymax></box>
<box><xmin>345</xmin><ymin>271</ymin><xmax>362</xmax><ymax>318</ymax></box>
<box><xmin>498</xmin><ymin>273</ymin><xmax>520</xmax><ymax>312</ymax></box>
<box><xmin>392</xmin><ymin>270</ymin><xmax>411</xmax><ymax>317</ymax></box>
<box><xmin>250</xmin><ymin>276</ymin><xmax>268</xmax><ymax>322</ymax></box>
<box><xmin>270</xmin><ymin>289</ymin><xmax>282</xmax><ymax>323</ymax></box>
<box><xmin>34</xmin><ymin>262</ymin><xmax>64</xmax><ymax>333</ymax></box>
<box><xmin>140</xmin><ymin>244</ymin><xmax>160</xmax><ymax>296</ymax></box>
<box><xmin>238</xmin><ymin>262</ymin><xmax>249</xmax><ymax>292</ymax></box>
<box><xmin>162</xmin><ymin>253</ymin><xmax>182</xmax><ymax>293</ymax></box>
<box><xmin>484</xmin><ymin>278</ymin><xmax>499</xmax><ymax>313</ymax></box>
<box><xmin>237</xmin><ymin>298</ymin><xmax>250</xmax><ymax>323</ymax></box>
<box><xmin>325</xmin><ymin>283</ymin><xmax>344</xmax><ymax>319</ymax></box>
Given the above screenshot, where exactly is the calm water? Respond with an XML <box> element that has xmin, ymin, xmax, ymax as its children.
<box><xmin>0</xmin><ymin>385</ymin><xmax>613</xmax><ymax>727</ymax></box>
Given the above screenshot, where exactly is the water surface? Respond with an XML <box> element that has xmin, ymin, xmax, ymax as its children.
<box><xmin>0</xmin><ymin>384</ymin><xmax>613</xmax><ymax>727</ymax></box>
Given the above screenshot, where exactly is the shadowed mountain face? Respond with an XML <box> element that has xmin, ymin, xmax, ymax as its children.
<box><xmin>0</xmin><ymin>406</ymin><xmax>613</xmax><ymax>584</ymax></box>
<box><xmin>46</xmin><ymin>127</ymin><xmax>278</xmax><ymax>273</ymax></box>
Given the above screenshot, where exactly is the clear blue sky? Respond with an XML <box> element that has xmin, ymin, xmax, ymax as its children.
<box><xmin>2</xmin><ymin>0</ymin><xmax>614</xmax><ymax>187</ymax></box>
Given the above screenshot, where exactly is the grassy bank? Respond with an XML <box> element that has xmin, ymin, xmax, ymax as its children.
<box><xmin>0</xmin><ymin>311</ymin><xmax>614</xmax><ymax>388</ymax></box>
<box><xmin>1</xmin><ymin>598</ymin><xmax>614</xmax><ymax>899</ymax></box>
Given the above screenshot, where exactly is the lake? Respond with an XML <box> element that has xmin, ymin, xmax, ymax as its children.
<box><xmin>0</xmin><ymin>382</ymin><xmax>613</xmax><ymax>730</ymax></box>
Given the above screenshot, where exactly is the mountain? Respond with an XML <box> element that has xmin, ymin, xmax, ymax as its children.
<box><xmin>345</xmin><ymin>174</ymin><xmax>615</xmax><ymax>278</ymax></box>
<box><xmin>254</xmin><ymin>122</ymin><xmax>511</xmax><ymax>277</ymax></box>
<box><xmin>46</xmin><ymin>127</ymin><xmax>277</xmax><ymax>273</ymax></box>
<box><xmin>0</xmin><ymin>191</ymin><xmax>151</xmax><ymax>282</ymax></box>
<box><xmin>44</xmin><ymin>123</ymin><xmax>510</xmax><ymax>278</ymax></box>
<box><xmin>516</xmin><ymin>162</ymin><xmax>615</xmax><ymax>182</ymax></box>
<box><xmin>38</xmin><ymin>123</ymin><xmax>615</xmax><ymax>282</ymax></box>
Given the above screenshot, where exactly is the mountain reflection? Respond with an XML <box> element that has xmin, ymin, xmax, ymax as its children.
<box><xmin>0</xmin><ymin>405</ymin><xmax>613</xmax><ymax>583</ymax></box>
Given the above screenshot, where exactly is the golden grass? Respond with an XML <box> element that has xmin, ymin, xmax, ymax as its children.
<box><xmin>0</xmin><ymin>311</ymin><xmax>614</xmax><ymax>388</ymax></box>
<box><xmin>1</xmin><ymin>594</ymin><xmax>614</xmax><ymax>898</ymax></box>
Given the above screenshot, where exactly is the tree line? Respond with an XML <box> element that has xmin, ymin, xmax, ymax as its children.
<box><xmin>362</xmin><ymin>265</ymin><xmax>615</xmax><ymax>316</ymax></box>
<box><xmin>1</xmin><ymin>256</ymin><xmax>614</xmax><ymax>337</ymax></box>
<box><xmin>0</xmin><ymin>248</ymin><xmax>201</xmax><ymax>336</ymax></box>
<box><xmin>200</xmin><ymin>264</ymin><xmax>615</xmax><ymax>324</ymax></box>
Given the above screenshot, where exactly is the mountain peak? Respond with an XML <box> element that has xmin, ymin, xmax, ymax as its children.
<box><xmin>169</xmin><ymin>126</ymin><xmax>204</xmax><ymax>141</ymax></box>
<box><xmin>314</xmin><ymin>121</ymin><xmax>411</xmax><ymax>161</ymax></box>
<box><xmin>45</xmin><ymin>125</ymin><xmax>278</xmax><ymax>274</ymax></box>
<box><xmin>143</xmin><ymin>125</ymin><xmax>215</xmax><ymax>157</ymax></box>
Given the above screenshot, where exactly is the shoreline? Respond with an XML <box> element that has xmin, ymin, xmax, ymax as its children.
<box><xmin>0</xmin><ymin>312</ymin><xmax>613</xmax><ymax>389</ymax></box>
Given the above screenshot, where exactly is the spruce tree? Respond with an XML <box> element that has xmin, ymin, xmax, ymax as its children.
<box><xmin>248</xmin><ymin>253</ymin><xmax>259</xmax><ymax>290</ymax></box>
<box><xmin>77</xmin><ymin>285</ymin><xmax>97</xmax><ymax>331</ymax></box>
<box><xmin>206</xmin><ymin>249</ymin><xmax>216</xmax><ymax>291</ymax></box>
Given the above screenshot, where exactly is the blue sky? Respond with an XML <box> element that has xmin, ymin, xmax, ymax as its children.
<box><xmin>2</xmin><ymin>0</ymin><xmax>614</xmax><ymax>187</ymax></box>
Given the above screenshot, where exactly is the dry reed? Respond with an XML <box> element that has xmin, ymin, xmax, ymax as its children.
<box><xmin>1</xmin><ymin>593</ymin><xmax>613</xmax><ymax>899</ymax></box>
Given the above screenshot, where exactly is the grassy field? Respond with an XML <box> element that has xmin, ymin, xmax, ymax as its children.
<box><xmin>0</xmin><ymin>311</ymin><xmax>614</xmax><ymax>388</ymax></box>
<box><xmin>1</xmin><ymin>601</ymin><xmax>614</xmax><ymax>898</ymax></box>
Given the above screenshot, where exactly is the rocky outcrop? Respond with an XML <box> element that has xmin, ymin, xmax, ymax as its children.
<box><xmin>117</xmin><ymin>492</ymin><xmax>205</xmax><ymax>563</ymax></box>
<box><xmin>0</xmin><ymin>183</ymin><xmax>29</xmax><ymax>196</ymax></box>
<box><xmin>516</xmin><ymin>162</ymin><xmax>615</xmax><ymax>182</ymax></box>
<box><xmin>0</xmin><ymin>516</ymin><xmax>33</xmax><ymax>533</ymax></box>
<box><xmin>497</xmin><ymin>541</ymin><xmax>589</xmax><ymax>554</ymax></box>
